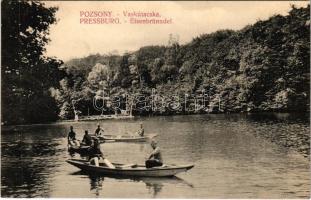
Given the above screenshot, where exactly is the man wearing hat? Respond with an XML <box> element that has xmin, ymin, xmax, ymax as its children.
<box><xmin>145</xmin><ymin>140</ymin><xmax>163</xmax><ymax>168</ymax></box>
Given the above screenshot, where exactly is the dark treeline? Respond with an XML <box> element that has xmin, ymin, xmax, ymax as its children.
<box><xmin>1</xmin><ymin>2</ymin><xmax>310</xmax><ymax>124</ymax></box>
<box><xmin>56</xmin><ymin>5</ymin><xmax>310</xmax><ymax>120</ymax></box>
<box><xmin>1</xmin><ymin>0</ymin><xmax>65</xmax><ymax>125</ymax></box>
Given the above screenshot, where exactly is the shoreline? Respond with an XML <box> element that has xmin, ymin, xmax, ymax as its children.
<box><xmin>2</xmin><ymin>111</ymin><xmax>309</xmax><ymax>127</ymax></box>
<box><xmin>2</xmin><ymin>112</ymin><xmax>309</xmax><ymax>158</ymax></box>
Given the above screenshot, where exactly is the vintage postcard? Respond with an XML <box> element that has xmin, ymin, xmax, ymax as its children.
<box><xmin>1</xmin><ymin>0</ymin><xmax>310</xmax><ymax>198</ymax></box>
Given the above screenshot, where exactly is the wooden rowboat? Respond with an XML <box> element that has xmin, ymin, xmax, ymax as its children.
<box><xmin>66</xmin><ymin>159</ymin><xmax>194</xmax><ymax>177</ymax></box>
<box><xmin>68</xmin><ymin>145</ymin><xmax>91</xmax><ymax>155</ymax></box>
<box><xmin>91</xmin><ymin>134</ymin><xmax>157</xmax><ymax>143</ymax></box>
<box><xmin>68</xmin><ymin>140</ymin><xmax>116</xmax><ymax>155</ymax></box>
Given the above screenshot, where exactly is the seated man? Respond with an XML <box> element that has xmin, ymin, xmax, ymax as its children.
<box><xmin>68</xmin><ymin>126</ymin><xmax>80</xmax><ymax>147</ymax></box>
<box><xmin>88</xmin><ymin>138</ymin><xmax>115</xmax><ymax>168</ymax></box>
<box><xmin>94</xmin><ymin>124</ymin><xmax>104</xmax><ymax>136</ymax></box>
<box><xmin>145</xmin><ymin>140</ymin><xmax>163</xmax><ymax>168</ymax></box>
<box><xmin>82</xmin><ymin>130</ymin><xmax>93</xmax><ymax>146</ymax></box>
<box><xmin>137</xmin><ymin>123</ymin><xmax>144</xmax><ymax>137</ymax></box>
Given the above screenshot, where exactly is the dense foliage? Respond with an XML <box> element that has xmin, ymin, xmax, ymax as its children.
<box><xmin>56</xmin><ymin>5</ymin><xmax>309</xmax><ymax>119</ymax></box>
<box><xmin>2</xmin><ymin>3</ymin><xmax>309</xmax><ymax>123</ymax></box>
<box><xmin>1</xmin><ymin>0</ymin><xmax>64</xmax><ymax>125</ymax></box>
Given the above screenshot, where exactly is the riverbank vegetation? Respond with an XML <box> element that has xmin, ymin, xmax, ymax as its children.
<box><xmin>1</xmin><ymin>1</ymin><xmax>309</xmax><ymax>125</ymax></box>
<box><xmin>56</xmin><ymin>5</ymin><xmax>310</xmax><ymax>120</ymax></box>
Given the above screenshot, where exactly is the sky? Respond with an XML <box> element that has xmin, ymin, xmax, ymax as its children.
<box><xmin>44</xmin><ymin>1</ymin><xmax>309</xmax><ymax>62</ymax></box>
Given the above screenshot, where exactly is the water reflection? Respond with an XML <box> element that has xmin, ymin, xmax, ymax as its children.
<box><xmin>1</xmin><ymin>141</ymin><xmax>61</xmax><ymax>157</ymax></box>
<box><xmin>1</xmin><ymin>114</ymin><xmax>310</xmax><ymax>198</ymax></box>
<box><xmin>1</xmin><ymin>148</ymin><xmax>61</xmax><ymax>197</ymax></box>
<box><xmin>89</xmin><ymin>174</ymin><xmax>104</xmax><ymax>197</ymax></box>
<box><xmin>246</xmin><ymin>112</ymin><xmax>310</xmax><ymax>124</ymax></box>
<box><xmin>1</xmin><ymin>128</ymin><xmax>65</xmax><ymax>197</ymax></box>
<box><xmin>141</xmin><ymin>176</ymin><xmax>194</xmax><ymax>197</ymax></box>
<box><xmin>145</xmin><ymin>180</ymin><xmax>163</xmax><ymax>197</ymax></box>
<box><xmin>70</xmin><ymin>170</ymin><xmax>194</xmax><ymax>198</ymax></box>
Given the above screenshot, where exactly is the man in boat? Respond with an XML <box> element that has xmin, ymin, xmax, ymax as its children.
<box><xmin>68</xmin><ymin>126</ymin><xmax>80</xmax><ymax>147</ymax></box>
<box><xmin>95</xmin><ymin>124</ymin><xmax>105</xmax><ymax>136</ymax></box>
<box><xmin>82</xmin><ymin>130</ymin><xmax>93</xmax><ymax>146</ymax></box>
<box><xmin>145</xmin><ymin>140</ymin><xmax>163</xmax><ymax>168</ymax></box>
<box><xmin>137</xmin><ymin>123</ymin><xmax>144</xmax><ymax>137</ymax></box>
<box><xmin>88</xmin><ymin>138</ymin><xmax>115</xmax><ymax>168</ymax></box>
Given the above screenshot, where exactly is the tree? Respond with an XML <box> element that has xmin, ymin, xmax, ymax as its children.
<box><xmin>87</xmin><ymin>63</ymin><xmax>111</xmax><ymax>89</ymax></box>
<box><xmin>1</xmin><ymin>0</ymin><xmax>64</xmax><ymax>124</ymax></box>
<box><xmin>53</xmin><ymin>4</ymin><xmax>309</xmax><ymax>117</ymax></box>
<box><xmin>113</xmin><ymin>54</ymin><xmax>132</xmax><ymax>87</ymax></box>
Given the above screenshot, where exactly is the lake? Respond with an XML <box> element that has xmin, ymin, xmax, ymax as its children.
<box><xmin>1</xmin><ymin>113</ymin><xmax>310</xmax><ymax>198</ymax></box>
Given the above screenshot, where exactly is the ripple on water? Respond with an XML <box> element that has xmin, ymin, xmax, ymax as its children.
<box><xmin>1</xmin><ymin>113</ymin><xmax>310</xmax><ymax>198</ymax></box>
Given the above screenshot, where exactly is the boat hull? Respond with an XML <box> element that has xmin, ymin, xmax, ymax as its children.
<box><xmin>68</xmin><ymin>145</ymin><xmax>90</xmax><ymax>155</ymax></box>
<box><xmin>102</xmin><ymin>135</ymin><xmax>147</xmax><ymax>142</ymax></box>
<box><xmin>67</xmin><ymin>159</ymin><xmax>194</xmax><ymax>177</ymax></box>
<box><xmin>92</xmin><ymin>134</ymin><xmax>157</xmax><ymax>143</ymax></box>
<box><xmin>78</xmin><ymin>115</ymin><xmax>134</xmax><ymax>121</ymax></box>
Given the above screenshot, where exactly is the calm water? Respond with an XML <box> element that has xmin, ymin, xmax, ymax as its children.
<box><xmin>1</xmin><ymin>113</ymin><xmax>310</xmax><ymax>198</ymax></box>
